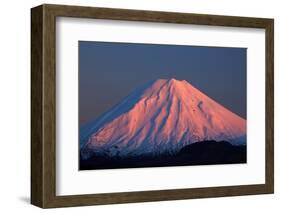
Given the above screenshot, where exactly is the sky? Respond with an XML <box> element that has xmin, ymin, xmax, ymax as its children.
<box><xmin>79</xmin><ymin>41</ymin><xmax>246</xmax><ymax>125</ymax></box>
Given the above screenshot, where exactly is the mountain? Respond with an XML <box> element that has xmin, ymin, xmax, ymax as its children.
<box><xmin>80</xmin><ymin>78</ymin><xmax>246</xmax><ymax>159</ymax></box>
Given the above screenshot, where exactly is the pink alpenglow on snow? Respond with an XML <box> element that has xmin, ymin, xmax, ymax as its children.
<box><xmin>80</xmin><ymin>79</ymin><xmax>246</xmax><ymax>159</ymax></box>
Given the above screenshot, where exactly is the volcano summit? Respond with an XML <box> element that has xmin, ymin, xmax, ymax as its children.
<box><xmin>80</xmin><ymin>79</ymin><xmax>246</xmax><ymax>169</ymax></box>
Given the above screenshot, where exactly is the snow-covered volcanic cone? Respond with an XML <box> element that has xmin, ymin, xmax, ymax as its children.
<box><xmin>80</xmin><ymin>78</ymin><xmax>246</xmax><ymax>159</ymax></box>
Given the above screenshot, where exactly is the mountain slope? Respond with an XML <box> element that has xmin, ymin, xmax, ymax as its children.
<box><xmin>80</xmin><ymin>78</ymin><xmax>246</xmax><ymax>159</ymax></box>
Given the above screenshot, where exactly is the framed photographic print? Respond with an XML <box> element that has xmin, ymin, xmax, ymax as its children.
<box><xmin>31</xmin><ymin>4</ymin><xmax>274</xmax><ymax>208</ymax></box>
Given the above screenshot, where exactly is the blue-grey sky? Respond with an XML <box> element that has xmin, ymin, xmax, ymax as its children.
<box><xmin>79</xmin><ymin>41</ymin><xmax>246</xmax><ymax>125</ymax></box>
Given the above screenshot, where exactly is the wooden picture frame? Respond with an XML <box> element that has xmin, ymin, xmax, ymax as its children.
<box><xmin>31</xmin><ymin>4</ymin><xmax>274</xmax><ymax>208</ymax></box>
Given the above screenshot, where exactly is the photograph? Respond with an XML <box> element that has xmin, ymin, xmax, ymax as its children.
<box><xmin>79</xmin><ymin>41</ymin><xmax>247</xmax><ymax>170</ymax></box>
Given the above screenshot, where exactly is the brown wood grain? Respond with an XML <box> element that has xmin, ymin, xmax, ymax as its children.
<box><xmin>31</xmin><ymin>4</ymin><xmax>274</xmax><ymax>208</ymax></box>
<box><xmin>265</xmin><ymin>20</ymin><xmax>274</xmax><ymax>193</ymax></box>
<box><xmin>31</xmin><ymin>5</ymin><xmax>43</xmax><ymax>207</ymax></box>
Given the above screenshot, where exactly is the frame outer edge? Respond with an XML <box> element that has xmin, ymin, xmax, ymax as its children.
<box><xmin>42</xmin><ymin>4</ymin><xmax>57</xmax><ymax>208</ymax></box>
<box><xmin>265</xmin><ymin>19</ymin><xmax>274</xmax><ymax>193</ymax></box>
<box><xmin>31</xmin><ymin>5</ymin><xmax>44</xmax><ymax>208</ymax></box>
<box><xmin>43</xmin><ymin>3</ymin><xmax>272</xmax><ymax>28</ymax></box>
<box><xmin>31</xmin><ymin>4</ymin><xmax>57</xmax><ymax>208</ymax></box>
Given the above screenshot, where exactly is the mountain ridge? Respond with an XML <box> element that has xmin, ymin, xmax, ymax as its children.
<box><xmin>80</xmin><ymin>78</ymin><xmax>246</xmax><ymax>159</ymax></box>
